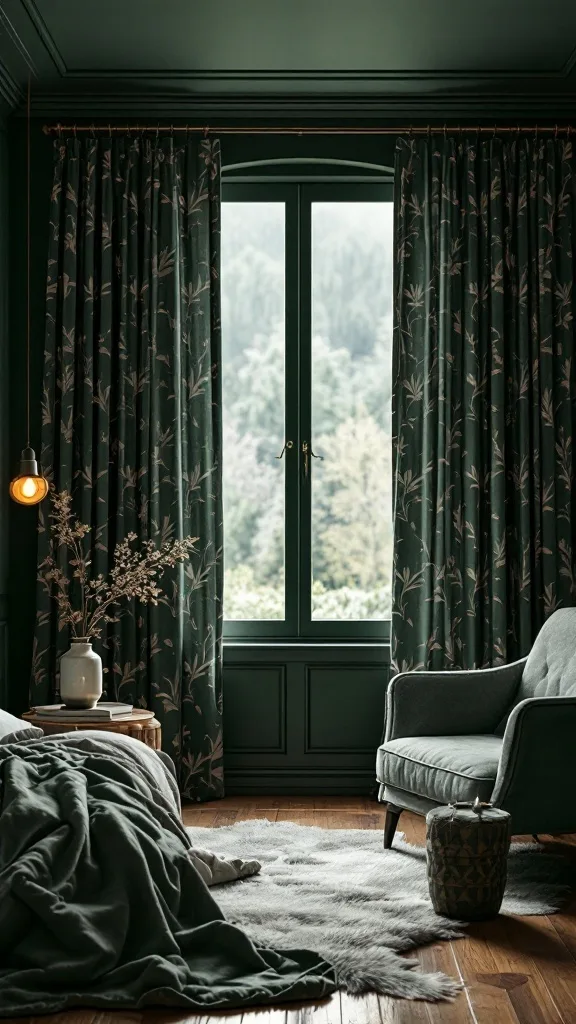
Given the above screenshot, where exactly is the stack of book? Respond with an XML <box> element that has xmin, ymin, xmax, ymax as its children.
<box><xmin>32</xmin><ymin>702</ymin><xmax>133</xmax><ymax>721</ymax></box>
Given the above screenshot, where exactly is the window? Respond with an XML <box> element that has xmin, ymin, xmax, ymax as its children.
<box><xmin>222</xmin><ymin>183</ymin><xmax>393</xmax><ymax>640</ymax></box>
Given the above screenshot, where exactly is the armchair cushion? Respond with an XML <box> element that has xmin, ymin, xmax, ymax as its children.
<box><xmin>377</xmin><ymin>734</ymin><xmax>502</xmax><ymax>805</ymax></box>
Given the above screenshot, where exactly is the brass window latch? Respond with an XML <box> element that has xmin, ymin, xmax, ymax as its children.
<box><xmin>301</xmin><ymin>441</ymin><xmax>324</xmax><ymax>478</ymax></box>
<box><xmin>275</xmin><ymin>441</ymin><xmax>294</xmax><ymax>459</ymax></box>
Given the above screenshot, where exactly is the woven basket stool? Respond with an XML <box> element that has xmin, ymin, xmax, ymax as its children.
<box><xmin>426</xmin><ymin>799</ymin><xmax>511</xmax><ymax>921</ymax></box>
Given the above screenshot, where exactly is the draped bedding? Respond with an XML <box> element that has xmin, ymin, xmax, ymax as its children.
<box><xmin>0</xmin><ymin>734</ymin><xmax>337</xmax><ymax>1016</ymax></box>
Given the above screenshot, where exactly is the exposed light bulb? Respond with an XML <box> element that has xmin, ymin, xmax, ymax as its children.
<box><xmin>21</xmin><ymin>476</ymin><xmax>37</xmax><ymax>497</ymax></box>
<box><xmin>9</xmin><ymin>448</ymin><xmax>49</xmax><ymax>506</ymax></box>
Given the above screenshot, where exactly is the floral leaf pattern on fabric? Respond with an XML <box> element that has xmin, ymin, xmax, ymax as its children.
<box><xmin>393</xmin><ymin>136</ymin><xmax>576</xmax><ymax>672</ymax></box>
<box><xmin>33</xmin><ymin>137</ymin><xmax>223</xmax><ymax>800</ymax></box>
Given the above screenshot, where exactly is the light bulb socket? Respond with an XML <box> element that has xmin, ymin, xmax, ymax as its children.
<box><xmin>18</xmin><ymin>446</ymin><xmax>40</xmax><ymax>476</ymax></box>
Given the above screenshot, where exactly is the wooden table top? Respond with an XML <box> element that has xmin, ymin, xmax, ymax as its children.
<box><xmin>23</xmin><ymin>709</ymin><xmax>157</xmax><ymax>726</ymax></box>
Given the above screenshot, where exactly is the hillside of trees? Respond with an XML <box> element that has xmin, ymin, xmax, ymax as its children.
<box><xmin>221</xmin><ymin>201</ymin><xmax>393</xmax><ymax>621</ymax></box>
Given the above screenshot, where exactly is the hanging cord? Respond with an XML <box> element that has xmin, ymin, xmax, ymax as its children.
<box><xmin>26</xmin><ymin>73</ymin><xmax>31</xmax><ymax>449</ymax></box>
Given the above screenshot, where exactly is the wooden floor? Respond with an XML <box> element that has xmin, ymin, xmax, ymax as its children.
<box><xmin>9</xmin><ymin>797</ymin><xmax>576</xmax><ymax>1024</ymax></box>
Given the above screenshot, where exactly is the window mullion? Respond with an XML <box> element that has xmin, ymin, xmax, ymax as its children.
<box><xmin>298</xmin><ymin>188</ymin><xmax>312</xmax><ymax>637</ymax></box>
<box><xmin>284</xmin><ymin>186</ymin><xmax>300</xmax><ymax>637</ymax></box>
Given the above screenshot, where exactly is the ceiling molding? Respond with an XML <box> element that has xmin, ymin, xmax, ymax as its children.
<box><xmin>25</xmin><ymin>90</ymin><xmax>576</xmax><ymax>121</ymax></box>
<box><xmin>13</xmin><ymin>1</ymin><xmax>576</xmax><ymax>85</ymax></box>
<box><xmin>19</xmin><ymin>0</ymin><xmax>66</xmax><ymax>74</ymax></box>
<box><xmin>0</xmin><ymin>2</ymin><xmax>28</xmax><ymax>110</ymax></box>
<box><xmin>562</xmin><ymin>43</ymin><xmax>576</xmax><ymax>77</ymax></box>
<box><xmin>0</xmin><ymin>2</ymin><xmax>35</xmax><ymax>74</ymax></box>
<box><xmin>0</xmin><ymin>0</ymin><xmax>575</xmax><ymax>119</ymax></box>
<box><xmin>0</xmin><ymin>57</ymin><xmax>21</xmax><ymax>109</ymax></box>
<box><xmin>60</xmin><ymin>66</ymin><xmax>576</xmax><ymax>82</ymax></box>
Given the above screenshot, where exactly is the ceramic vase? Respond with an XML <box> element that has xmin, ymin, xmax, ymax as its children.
<box><xmin>59</xmin><ymin>638</ymin><xmax>103</xmax><ymax>709</ymax></box>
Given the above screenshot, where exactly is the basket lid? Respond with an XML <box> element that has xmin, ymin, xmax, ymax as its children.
<box><xmin>426</xmin><ymin>800</ymin><xmax>511</xmax><ymax>827</ymax></box>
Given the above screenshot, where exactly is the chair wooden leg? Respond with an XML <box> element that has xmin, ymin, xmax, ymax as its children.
<box><xmin>384</xmin><ymin>803</ymin><xmax>402</xmax><ymax>849</ymax></box>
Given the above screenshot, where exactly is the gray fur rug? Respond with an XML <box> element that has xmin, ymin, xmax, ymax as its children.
<box><xmin>186</xmin><ymin>819</ymin><xmax>572</xmax><ymax>1003</ymax></box>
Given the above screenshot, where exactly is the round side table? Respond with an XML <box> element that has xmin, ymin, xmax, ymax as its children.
<box><xmin>22</xmin><ymin>709</ymin><xmax>162</xmax><ymax>750</ymax></box>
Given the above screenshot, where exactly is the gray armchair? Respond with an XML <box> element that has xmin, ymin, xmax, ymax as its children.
<box><xmin>377</xmin><ymin>608</ymin><xmax>576</xmax><ymax>847</ymax></box>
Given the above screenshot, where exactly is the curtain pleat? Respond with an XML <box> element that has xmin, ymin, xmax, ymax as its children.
<box><xmin>33</xmin><ymin>136</ymin><xmax>223</xmax><ymax>800</ymax></box>
<box><xmin>392</xmin><ymin>136</ymin><xmax>576</xmax><ymax>671</ymax></box>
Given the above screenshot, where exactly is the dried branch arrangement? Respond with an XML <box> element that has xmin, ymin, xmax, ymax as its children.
<box><xmin>40</xmin><ymin>490</ymin><xmax>198</xmax><ymax>639</ymax></box>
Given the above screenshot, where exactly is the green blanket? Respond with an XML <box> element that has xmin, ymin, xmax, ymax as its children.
<box><xmin>0</xmin><ymin>740</ymin><xmax>336</xmax><ymax>1015</ymax></box>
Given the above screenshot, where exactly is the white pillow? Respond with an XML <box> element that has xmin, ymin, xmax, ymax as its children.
<box><xmin>0</xmin><ymin>709</ymin><xmax>43</xmax><ymax>744</ymax></box>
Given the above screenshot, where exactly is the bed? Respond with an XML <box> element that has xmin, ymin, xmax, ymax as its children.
<box><xmin>0</xmin><ymin>713</ymin><xmax>336</xmax><ymax>1016</ymax></box>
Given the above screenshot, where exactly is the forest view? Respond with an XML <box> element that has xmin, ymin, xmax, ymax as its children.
<box><xmin>221</xmin><ymin>200</ymin><xmax>393</xmax><ymax>621</ymax></box>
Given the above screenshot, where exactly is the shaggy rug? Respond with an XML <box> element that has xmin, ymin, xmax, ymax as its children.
<box><xmin>186</xmin><ymin>819</ymin><xmax>573</xmax><ymax>1002</ymax></box>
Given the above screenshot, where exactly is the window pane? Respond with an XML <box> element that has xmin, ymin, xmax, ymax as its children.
<box><xmin>311</xmin><ymin>202</ymin><xmax>393</xmax><ymax>621</ymax></box>
<box><xmin>221</xmin><ymin>203</ymin><xmax>286</xmax><ymax>620</ymax></box>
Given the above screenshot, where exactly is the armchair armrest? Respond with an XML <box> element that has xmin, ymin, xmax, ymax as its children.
<box><xmin>384</xmin><ymin>658</ymin><xmax>526</xmax><ymax>742</ymax></box>
<box><xmin>491</xmin><ymin>696</ymin><xmax>576</xmax><ymax>834</ymax></box>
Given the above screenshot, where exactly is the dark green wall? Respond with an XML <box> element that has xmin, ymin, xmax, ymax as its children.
<box><xmin>0</xmin><ymin>122</ymin><xmax>9</xmax><ymax>709</ymax></box>
<box><xmin>223</xmin><ymin>643</ymin><xmax>389</xmax><ymax>794</ymax></box>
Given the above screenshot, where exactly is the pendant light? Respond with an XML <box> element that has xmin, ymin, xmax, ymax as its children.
<box><xmin>9</xmin><ymin>75</ymin><xmax>48</xmax><ymax>506</ymax></box>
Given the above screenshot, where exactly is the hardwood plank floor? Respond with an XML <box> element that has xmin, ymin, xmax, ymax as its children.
<box><xmin>6</xmin><ymin>798</ymin><xmax>576</xmax><ymax>1024</ymax></box>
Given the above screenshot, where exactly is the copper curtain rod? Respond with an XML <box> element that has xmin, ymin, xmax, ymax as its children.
<box><xmin>43</xmin><ymin>123</ymin><xmax>575</xmax><ymax>136</ymax></box>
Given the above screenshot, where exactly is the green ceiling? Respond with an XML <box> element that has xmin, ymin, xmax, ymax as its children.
<box><xmin>0</xmin><ymin>0</ymin><xmax>575</xmax><ymax>117</ymax></box>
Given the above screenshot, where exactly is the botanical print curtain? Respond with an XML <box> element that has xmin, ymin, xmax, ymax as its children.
<box><xmin>393</xmin><ymin>135</ymin><xmax>576</xmax><ymax>672</ymax></box>
<box><xmin>33</xmin><ymin>136</ymin><xmax>223</xmax><ymax>800</ymax></box>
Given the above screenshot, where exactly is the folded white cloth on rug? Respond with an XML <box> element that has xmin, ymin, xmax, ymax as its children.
<box><xmin>189</xmin><ymin>846</ymin><xmax>261</xmax><ymax>886</ymax></box>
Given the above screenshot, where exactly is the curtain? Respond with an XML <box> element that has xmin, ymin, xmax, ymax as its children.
<box><xmin>33</xmin><ymin>136</ymin><xmax>223</xmax><ymax>801</ymax></box>
<box><xmin>393</xmin><ymin>135</ymin><xmax>576</xmax><ymax>672</ymax></box>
